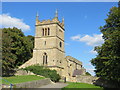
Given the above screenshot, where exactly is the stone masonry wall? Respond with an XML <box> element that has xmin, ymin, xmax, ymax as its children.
<box><xmin>76</xmin><ymin>75</ymin><xmax>119</xmax><ymax>88</ymax></box>
<box><xmin>76</xmin><ymin>75</ymin><xmax>99</xmax><ymax>84</ymax></box>
<box><xmin>15</xmin><ymin>78</ymin><xmax>51</xmax><ymax>88</ymax></box>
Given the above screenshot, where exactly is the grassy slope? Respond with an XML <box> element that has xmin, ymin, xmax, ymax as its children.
<box><xmin>63</xmin><ymin>82</ymin><xmax>103</xmax><ymax>89</ymax></box>
<box><xmin>2</xmin><ymin>75</ymin><xmax>45</xmax><ymax>85</ymax></box>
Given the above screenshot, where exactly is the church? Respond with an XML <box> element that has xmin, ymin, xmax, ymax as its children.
<box><xmin>19</xmin><ymin>10</ymin><xmax>86</xmax><ymax>81</ymax></box>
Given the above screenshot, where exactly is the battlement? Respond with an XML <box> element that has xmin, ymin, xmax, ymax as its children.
<box><xmin>36</xmin><ymin>10</ymin><xmax>64</xmax><ymax>29</ymax></box>
<box><xmin>36</xmin><ymin>17</ymin><xmax>64</xmax><ymax>28</ymax></box>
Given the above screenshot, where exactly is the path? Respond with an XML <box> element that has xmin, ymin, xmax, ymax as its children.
<box><xmin>39</xmin><ymin>82</ymin><xmax>68</xmax><ymax>89</ymax></box>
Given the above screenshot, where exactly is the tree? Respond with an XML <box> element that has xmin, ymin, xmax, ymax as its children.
<box><xmin>0</xmin><ymin>29</ymin><xmax>2</xmax><ymax>76</ymax></box>
<box><xmin>2</xmin><ymin>30</ymin><xmax>15</xmax><ymax>76</ymax></box>
<box><xmin>2</xmin><ymin>27</ymin><xmax>34</xmax><ymax>76</ymax></box>
<box><xmin>91</xmin><ymin>6</ymin><xmax>120</xmax><ymax>85</ymax></box>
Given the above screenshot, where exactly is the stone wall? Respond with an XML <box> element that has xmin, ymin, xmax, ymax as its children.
<box><xmin>14</xmin><ymin>78</ymin><xmax>51</xmax><ymax>88</ymax></box>
<box><xmin>76</xmin><ymin>75</ymin><xmax>98</xmax><ymax>84</ymax></box>
<box><xmin>2</xmin><ymin>78</ymin><xmax>51</xmax><ymax>88</ymax></box>
<box><xmin>76</xmin><ymin>75</ymin><xmax>119</xmax><ymax>88</ymax></box>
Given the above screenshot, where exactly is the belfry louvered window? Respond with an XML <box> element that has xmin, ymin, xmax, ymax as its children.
<box><xmin>42</xmin><ymin>28</ymin><xmax>50</xmax><ymax>36</ymax></box>
<box><xmin>42</xmin><ymin>28</ymin><xmax>44</xmax><ymax>36</ymax></box>
<box><xmin>48</xmin><ymin>28</ymin><xmax>50</xmax><ymax>35</ymax></box>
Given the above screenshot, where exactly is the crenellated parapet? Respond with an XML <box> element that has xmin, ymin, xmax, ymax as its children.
<box><xmin>36</xmin><ymin>17</ymin><xmax>64</xmax><ymax>29</ymax></box>
<box><xmin>35</xmin><ymin>10</ymin><xmax>64</xmax><ymax>29</ymax></box>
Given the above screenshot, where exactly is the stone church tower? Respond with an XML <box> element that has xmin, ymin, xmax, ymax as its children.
<box><xmin>33</xmin><ymin>10</ymin><xmax>65</xmax><ymax>75</ymax></box>
<box><xmin>20</xmin><ymin>10</ymin><xmax>65</xmax><ymax>75</ymax></box>
<box><xmin>19</xmin><ymin>10</ymin><xmax>86</xmax><ymax>80</ymax></box>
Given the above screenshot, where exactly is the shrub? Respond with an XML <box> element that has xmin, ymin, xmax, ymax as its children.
<box><xmin>48</xmin><ymin>70</ymin><xmax>61</xmax><ymax>82</ymax></box>
<box><xmin>22</xmin><ymin>64</ymin><xmax>61</xmax><ymax>82</ymax></box>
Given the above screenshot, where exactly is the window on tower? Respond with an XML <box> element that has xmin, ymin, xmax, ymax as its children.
<box><xmin>44</xmin><ymin>41</ymin><xmax>46</xmax><ymax>45</ymax></box>
<box><xmin>43</xmin><ymin>53</ymin><xmax>48</xmax><ymax>65</ymax></box>
<box><xmin>60</xmin><ymin>42</ymin><xmax>62</xmax><ymax>48</ymax></box>
<box><xmin>48</xmin><ymin>28</ymin><xmax>50</xmax><ymax>36</ymax></box>
<box><xmin>45</xmin><ymin>28</ymin><xmax>47</xmax><ymax>36</ymax></box>
<box><xmin>42</xmin><ymin>28</ymin><xmax>44</xmax><ymax>36</ymax></box>
<box><xmin>42</xmin><ymin>27</ymin><xmax>50</xmax><ymax>36</ymax></box>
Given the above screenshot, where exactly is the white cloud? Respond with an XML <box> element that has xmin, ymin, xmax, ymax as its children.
<box><xmin>71</xmin><ymin>35</ymin><xmax>81</xmax><ymax>41</ymax></box>
<box><xmin>86</xmin><ymin>63</ymin><xmax>93</xmax><ymax>67</ymax></box>
<box><xmin>71</xmin><ymin>34</ymin><xmax>104</xmax><ymax>55</ymax></box>
<box><xmin>85</xmin><ymin>68</ymin><xmax>95</xmax><ymax>76</ymax></box>
<box><xmin>0</xmin><ymin>14</ymin><xmax>30</xmax><ymax>31</ymax></box>
<box><xmin>80</xmin><ymin>34</ymin><xmax>104</xmax><ymax>46</ymax></box>
<box><xmin>87</xmin><ymin>68</ymin><xmax>95</xmax><ymax>71</ymax></box>
<box><xmin>71</xmin><ymin>34</ymin><xmax>104</xmax><ymax>47</ymax></box>
<box><xmin>87</xmin><ymin>68</ymin><xmax>95</xmax><ymax>73</ymax></box>
<box><xmin>90</xmin><ymin>49</ymin><xmax>97</xmax><ymax>54</ymax></box>
<box><xmin>65</xmin><ymin>43</ymin><xmax>70</xmax><ymax>46</ymax></box>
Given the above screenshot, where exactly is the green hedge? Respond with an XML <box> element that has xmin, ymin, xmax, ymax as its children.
<box><xmin>22</xmin><ymin>65</ymin><xmax>61</xmax><ymax>82</ymax></box>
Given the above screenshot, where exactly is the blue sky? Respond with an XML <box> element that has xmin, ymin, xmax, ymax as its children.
<box><xmin>1</xmin><ymin>2</ymin><xmax>118</xmax><ymax>75</ymax></box>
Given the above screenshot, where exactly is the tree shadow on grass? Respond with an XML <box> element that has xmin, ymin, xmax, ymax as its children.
<box><xmin>93</xmin><ymin>77</ymin><xmax>120</xmax><ymax>89</ymax></box>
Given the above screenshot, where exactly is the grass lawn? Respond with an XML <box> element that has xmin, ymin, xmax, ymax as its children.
<box><xmin>1</xmin><ymin>75</ymin><xmax>45</xmax><ymax>85</ymax></box>
<box><xmin>63</xmin><ymin>82</ymin><xmax>103</xmax><ymax>89</ymax></box>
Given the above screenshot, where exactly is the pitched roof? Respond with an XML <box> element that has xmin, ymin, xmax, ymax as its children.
<box><xmin>65</xmin><ymin>56</ymin><xmax>82</xmax><ymax>65</ymax></box>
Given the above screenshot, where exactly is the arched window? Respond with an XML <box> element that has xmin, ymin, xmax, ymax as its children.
<box><xmin>42</xmin><ymin>28</ymin><xmax>44</xmax><ymax>36</ymax></box>
<box><xmin>43</xmin><ymin>53</ymin><xmax>48</xmax><ymax>65</ymax></box>
<box><xmin>45</xmin><ymin>28</ymin><xmax>47</xmax><ymax>36</ymax></box>
<box><xmin>48</xmin><ymin>28</ymin><xmax>50</xmax><ymax>36</ymax></box>
<box><xmin>43</xmin><ymin>55</ymin><xmax>45</xmax><ymax>64</ymax></box>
